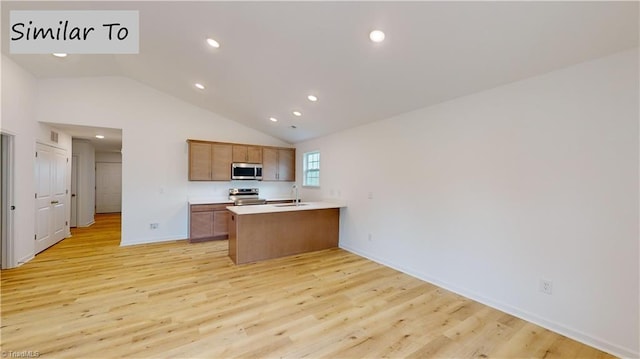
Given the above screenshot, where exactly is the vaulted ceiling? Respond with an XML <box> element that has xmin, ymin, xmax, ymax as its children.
<box><xmin>3</xmin><ymin>1</ymin><xmax>638</xmax><ymax>144</ymax></box>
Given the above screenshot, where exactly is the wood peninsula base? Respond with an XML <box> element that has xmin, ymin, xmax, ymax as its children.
<box><xmin>228</xmin><ymin>208</ymin><xmax>339</xmax><ymax>264</ymax></box>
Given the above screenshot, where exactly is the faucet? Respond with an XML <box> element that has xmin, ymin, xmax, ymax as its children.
<box><xmin>292</xmin><ymin>184</ymin><xmax>299</xmax><ymax>206</ymax></box>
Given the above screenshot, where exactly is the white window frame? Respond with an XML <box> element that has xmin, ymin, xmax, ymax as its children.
<box><xmin>303</xmin><ymin>151</ymin><xmax>320</xmax><ymax>187</ymax></box>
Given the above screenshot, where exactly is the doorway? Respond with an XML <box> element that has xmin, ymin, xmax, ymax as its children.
<box><xmin>95</xmin><ymin>162</ymin><xmax>122</xmax><ymax>213</ymax></box>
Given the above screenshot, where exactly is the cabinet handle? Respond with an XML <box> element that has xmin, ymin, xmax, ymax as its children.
<box><xmin>51</xmin><ymin>200</ymin><xmax>59</xmax><ymax>204</ymax></box>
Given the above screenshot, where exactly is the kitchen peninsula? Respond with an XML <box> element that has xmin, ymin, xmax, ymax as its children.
<box><xmin>226</xmin><ymin>202</ymin><xmax>345</xmax><ymax>264</ymax></box>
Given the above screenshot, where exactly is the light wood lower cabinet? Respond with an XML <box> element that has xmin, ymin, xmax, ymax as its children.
<box><xmin>189</xmin><ymin>204</ymin><xmax>230</xmax><ymax>242</ymax></box>
<box><xmin>228</xmin><ymin>208</ymin><xmax>339</xmax><ymax>264</ymax></box>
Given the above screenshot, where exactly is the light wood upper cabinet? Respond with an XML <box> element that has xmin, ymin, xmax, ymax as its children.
<box><xmin>262</xmin><ymin>147</ymin><xmax>295</xmax><ymax>181</ymax></box>
<box><xmin>188</xmin><ymin>140</ymin><xmax>293</xmax><ymax>181</ymax></box>
<box><xmin>262</xmin><ymin>148</ymin><xmax>278</xmax><ymax>181</ymax></box>
<box><xmin>277</xmin><ymin>148</ymin><xmax>295</xmax><ymax>181</ymax></box>
<box><xmin>211</xmin><ymin>143</ymin><xmax>233</xmax><ymax>181</ymax></box>
<box><xmin>248</xmin><ymin>147</ymin><xmax>262</xmax><ymax>163</ymax></box>
<box><xmin>188</xmin><ymin>140</ymin><xmax>232</xmax><ymax>181</ymax></box>
<box><xmin>232</xmin><ymin>145</ymin><xmax>262</xmax><ymax>163</ymax></box>
<box><xmin>189</xmin><ymin>142</ymin><xmax>213</xmax><ymax>180</ymax></box>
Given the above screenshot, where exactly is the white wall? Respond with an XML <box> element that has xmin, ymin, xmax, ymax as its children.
<box><xmin>296</xmin><ymin>49</ymin><xmax>639</xmax><ymax>357</ymax></box>
<box><xmin>1</xmin><ymin>55</ymin><xmax>73</xmax><ymax>266</ymax></box>
<box><xmin>35</xmin><ymin>76</ymin><xmax>292</xmax><ymax>246</ymax></box>
<box><xmin>72</xmin><ymin>139</ymin><xmax>96</xmax><ymax>227</ymax></box>
<box><xmin>1</xmin><ymin>56</ymin><xmax>38</xmax><ymax>266</ymax></box>
<box><xmin>95</xmin><ymin>152</ymin><xmax>122</xmax><ymax>163</ymax></box>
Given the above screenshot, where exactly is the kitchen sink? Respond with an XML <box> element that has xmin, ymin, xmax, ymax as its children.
<box><xmin>273</xmin><ymin>203</ymin><xmax>309</xmax><ymax>207</ymax></box>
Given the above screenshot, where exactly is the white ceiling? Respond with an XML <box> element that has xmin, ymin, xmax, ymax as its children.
<box><xmin>43</xmin><ymin>123</ymin><xmax>123</xmax><ymax>152</ymax></box>
<box><xmin>3</xmin><ymin>1</ymin><xmax>638</xmax><ymax>147</ymax></box>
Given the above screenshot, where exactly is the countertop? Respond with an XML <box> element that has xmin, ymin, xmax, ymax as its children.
<box><xmin>226</xmin><ymin>201</ymin><xmax>346</xmax><ymax>215</ymax></box>
<box><xmin>188</xmin><ymin>197</ymin><xmax>297</xmax><ymax>205</ymax></box>
<box><xmin>189</xmin><ymin>198</ymin><xmax>233</xmax><ymax>205</ymax></box>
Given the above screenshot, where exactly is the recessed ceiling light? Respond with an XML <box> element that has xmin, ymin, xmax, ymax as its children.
<box><xmin>206</xmin><ymin>38</ymin><xmax>220</xmax><ymax>48</ymax></box>
<box><xmin>369</xmin><ymin>30</ymin><xmax>385</xmax><ymax>43</ymax></box>
<box><xmin>52</xmin><ymin>53</ymin><xmax>67</xmax><ymax>58</ymax></box>
<box><xmin>292</xmin><ymin>111</ymin><xmax>302</xmax><ymax>117</ymax></box>
<box><xmin>95</xmin><ymin>135</ymin><xmax>105</xmax><ymax>139</ymax></box>
<box><xmin>269</xmin><ymin>117</ymin><xmax>278</xmax><ymax>122</ymax></box>
<box><xmin>307</xmin><ymin>95</ymin><xmax>318</xmax><ymax>102</ymax></box>
<box><xmin>194</xmin><ymin>83</ymin><xmax>205</xmax><ymax>90</ymax></box>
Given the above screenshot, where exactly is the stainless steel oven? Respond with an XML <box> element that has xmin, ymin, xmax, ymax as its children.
<box><xmin>229</xmin><ymin>188</ymin><xmax>267</xmax><ymax>206</ymax></box>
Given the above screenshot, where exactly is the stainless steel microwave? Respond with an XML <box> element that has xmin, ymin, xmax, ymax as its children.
<box><xmin>231</xmin><ymin>163</ymin><xmax>263</xmax><ymax>180</ymax></box>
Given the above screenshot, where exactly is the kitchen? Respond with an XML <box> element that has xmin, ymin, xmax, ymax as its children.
<box><xmin>186</xmin><ymin>139</ymin><xmax>345</xmax><ymax>264</ymax></box>
<box><xmin>1</xmin><ymin>1</ymin><xmax>638</xmax><ymax>357</ymax></box>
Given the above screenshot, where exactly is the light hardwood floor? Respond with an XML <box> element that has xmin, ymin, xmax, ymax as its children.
<box><xmin>1</xmin><ymin>214</ymin><xmax>614</xmax><ymax>358</ymax></box>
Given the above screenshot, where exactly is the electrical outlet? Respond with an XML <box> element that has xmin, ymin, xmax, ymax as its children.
<box><xmin>150</xmin><ymin>223</ymin><xmax>159</xmax><ymax>230</ymax></box>
<box><xmin>540</xmin><ymin>279</ymin><xmax>553</xmax><ymax>295</ymax></box>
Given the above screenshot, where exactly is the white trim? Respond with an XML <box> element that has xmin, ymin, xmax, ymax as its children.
<box><xmin>35</xmin><ymin>140</ymin><xmax>67</xmax><ymax>152</ymax></box>
<box><xmin>120</xmin><ymin>235</ymin><xmax>186</xmax><ymax>247</ymax></box>
<box><xmin>339</xmin><ymin>243</ymin><xmax>638</xmax><ymax>359</ymax></box>
<box><xmin>1</xmin><ymin>133</ymin><xmax>16</xmax><ymax>269</ymax></box>
<box><xmin>76</xmin><ymin>220</ymin><xmax>95</xmax><ymax>228</ymax></box>
<box><xmin>302</xmin><ymin>150</ymin><xmax>320</xmax><ymax>187</ymax></box>
<box><xmin>15</xmin><ymin>254</ymin><xmax>34</xmax><ymax>268</ymax></box>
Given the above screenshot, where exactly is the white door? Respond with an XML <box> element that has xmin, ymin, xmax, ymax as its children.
<box><xmin>35</xmin><ymin>143</ymin><xmax>68</xmax><ymax>253</ymax></box>
<box><xmin>95</xmin><ymin>162</ymin><xmax>122</xmax><ymax>213</ymax></box>
<box><xmin>70</xmin><ymin>155</ymin><xmax>78</xmax><ymax>227</ymax></box>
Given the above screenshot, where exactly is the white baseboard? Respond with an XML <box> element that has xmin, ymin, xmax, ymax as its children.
<box><xmin>339</xmin><ymin>243</ymin><xmax>638</xmax><ymax>359</ymax></box>
<box><xmin>15</xmin><ymin>253</ymin><xmax>35</xmax><ymax>268</ymax></box>
<box><xmin>120</xmin><ymin>235</ymin><xmax>187</xmax><ymax>247</ymax></box>
<box><xmin>78</xmin><ymin>220</ymin><xmax>95</xmax><ymax>228</ymax></box>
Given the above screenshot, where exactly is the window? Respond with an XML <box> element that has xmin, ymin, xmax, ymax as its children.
<box><xmin>303</xmin><ymin>151</ymin><xmax>320</xmax><ymax>187</ymax></box>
